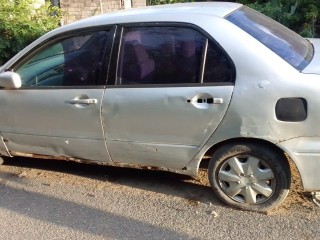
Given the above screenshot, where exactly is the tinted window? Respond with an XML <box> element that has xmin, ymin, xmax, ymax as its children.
<box><xmin>226</xmin><ymin>6</ymin><xmax>313</xmax><ymax>70</ymax></box>
<box><xmin>117</xmin><ymin>27</ymin><xmax>206</xmax><ymax>85</ymax></box>
<box><xmin>15</xmin><ymin>31</ymin><xmax>109</xmax><ymax>87</ymax></box>
<box><xmin>203</xmin><ymin>41</ymin><xmax>234</xmax><ymax>83</ymax></box>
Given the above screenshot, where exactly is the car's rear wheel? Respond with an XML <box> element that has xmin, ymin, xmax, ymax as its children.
<box><xmin>208</xmin><ymin>143</ymin><xmax>291</xmax><ymax>212</ymax></box>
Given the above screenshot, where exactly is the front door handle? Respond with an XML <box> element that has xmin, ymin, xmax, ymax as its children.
<box><xmin>68</xmin><ymin>98</ymin><xmax>98</xmax><ymax>105</ymax></box>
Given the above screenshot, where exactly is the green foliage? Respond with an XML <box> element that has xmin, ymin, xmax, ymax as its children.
<box><xmin>147</xmin><ymin>0</ymin><xmax>193</xmax><ymax>6</ymax></box>
<box><xmin>148</xmin><ymin>0</ymin><xmax>319</xmax><ymax>37</ymax></box>
<box><xmin>0</xmin><ymin>0</ymin><xmax>62</xmax><ymax>65</ymax></box>
<box><xmin>237</xmin><ymin>0</ymin><xmax>319</xmax><ymax>37</ymax></box>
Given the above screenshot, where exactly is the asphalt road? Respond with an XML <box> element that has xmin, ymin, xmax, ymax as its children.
<box><xmin>0</xmin><ymin>157</ymin><xmax>319</xmax><ymax>240</ymax></box>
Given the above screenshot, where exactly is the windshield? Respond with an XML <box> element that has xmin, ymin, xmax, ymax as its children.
<box><xmin>226</xmin><ymin>6</ymin><xmax>314</xmax><ymax>71</ymax></box>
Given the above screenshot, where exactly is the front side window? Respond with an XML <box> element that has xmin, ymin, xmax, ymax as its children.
<box><xmin>226</xmin><ymin>6</ymin><xmax>313</xmax><ymax>70</ymax></box>
<box><xmin>15</xmin><ymin>30</ymin><xmax>109</xmax><ymax>87</ymax></box>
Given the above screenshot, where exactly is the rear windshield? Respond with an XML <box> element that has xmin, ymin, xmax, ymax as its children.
<box><xmin>226</xmin><ymin>6</ymin><xmax>313</xmax><ymax>71</ymax></box>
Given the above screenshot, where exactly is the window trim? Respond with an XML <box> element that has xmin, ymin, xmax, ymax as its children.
<box><xmin>199</xmin><ymin>39</ymin><xmax>209</xmax><ymax>84</ymax></box>
<box><xmin>17</xmin><ymin>85</ymin><xmax>106</xmax><ymax>90</ymax></box>
<box><xmin>106</xmin><ymin>82</ymin><xmax>234</xmax><ymax>89</ymax></box>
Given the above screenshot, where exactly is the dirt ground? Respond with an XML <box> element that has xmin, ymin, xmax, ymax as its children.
<box><xmin>2</xmin><ymin>156</ymin><xmax>316</xmax><ymax>213</ymax></box>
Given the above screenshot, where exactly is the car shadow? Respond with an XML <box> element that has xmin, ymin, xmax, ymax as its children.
<box><xmin>4</xmin><ymin>157</ymin><xmax>223</xmax><ymax>207</ymax></box>
<box><xmin>0</xmin><ymin>184</ymin><xmax>198</xmax><ymax>239</ymax></box>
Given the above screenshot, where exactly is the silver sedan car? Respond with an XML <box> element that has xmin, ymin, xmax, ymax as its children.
<box><xmin>0</xmin><ymin>2</ymin><xmax>319</xmax><ymax>212</ymax></box>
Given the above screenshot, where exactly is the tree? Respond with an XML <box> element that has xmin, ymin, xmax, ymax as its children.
<box><xmin>0</xmin><ymin>0</ymin><xmax>62</xmax><ymax>65</ymax></box>
<box><xmin>237</xmin><ymin>0</ymin><xmax>319</xmax><ymax>37</ymax></box>
<box><xmin>147</xmin><ymin>0</ymin><xmax>319</xmax><ymax>37</ymax></box>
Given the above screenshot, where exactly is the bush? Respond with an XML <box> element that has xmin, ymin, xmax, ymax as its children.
<box><xmin>0</xmin><ymin>0</ymin><xmax>61</xmax><ymax>65</ymax></box>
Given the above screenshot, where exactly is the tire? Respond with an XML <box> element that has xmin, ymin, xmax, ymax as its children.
<box><xmin>208</xmin><ymin>143</ymin><xmax>291</xmax><ymax>212</ymax></box>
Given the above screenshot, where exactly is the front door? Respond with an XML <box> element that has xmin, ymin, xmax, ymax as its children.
<box><xmin>0</xmin><ymin>30</ymin><xmax>112</xmax><ymax>162</ymax></box>
<box><xmin>102</xmin><ymin>25</ymin><xmax>235</xmax><ymax>169</ymax></box>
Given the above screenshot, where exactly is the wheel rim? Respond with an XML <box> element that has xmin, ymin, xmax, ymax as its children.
<box><xmin>217</xmin><ymin>155</ymin><xmax>275</xmax><ymax>204</ymax></box>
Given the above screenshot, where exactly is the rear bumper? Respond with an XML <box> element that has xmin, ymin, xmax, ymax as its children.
<box><xmin>277</xmin><ymin>137</ymin><xmax>320</xmax><ymax>191</ymax></box>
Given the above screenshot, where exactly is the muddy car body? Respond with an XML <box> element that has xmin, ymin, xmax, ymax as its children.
<box><xmin>0</xmin><ymin>2</ymin><xmax>319</xmax><ymax>211</ymax></box>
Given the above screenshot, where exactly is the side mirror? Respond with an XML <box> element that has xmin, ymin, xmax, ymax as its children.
<box><xmin>0</xmin><ymin>72</ymin><xmax>22</xmax><ymax>89</ymax></box>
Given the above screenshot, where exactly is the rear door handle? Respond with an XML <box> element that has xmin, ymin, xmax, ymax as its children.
<box><xmin>208</xmin><ymin>98</ymin><xmax>223</xmax><ymax>104</ymax></box>
<box><xmin>187</xmin><ymin>98</ymin><xmax>223</xmax><ymax>104</ymax></box>
<box><xmin>68</xmin><ymin>99</ymin><xmax>98</xmax><ymax>105</ymax></box>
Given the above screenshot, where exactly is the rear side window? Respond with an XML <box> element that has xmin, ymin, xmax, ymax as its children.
<box><xmin>226</xmin><ymin>6</ymin><xmax>313</xmax><ymax>70</ymax></box>
<box><xmin>203</xmin><ymin>41</ymin><xmax>234</xmax><ymax>83</ymax></box>
<box><xmin>117</xmin><ymin>26</ymin><xmax>234</xmax><ymax>85</ymax></box>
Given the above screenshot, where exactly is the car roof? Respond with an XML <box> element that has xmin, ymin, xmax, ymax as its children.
<box><xmin>61</xmin><ymin>2</ymin><xmax>242</xmax><ymax>31</ymax></box>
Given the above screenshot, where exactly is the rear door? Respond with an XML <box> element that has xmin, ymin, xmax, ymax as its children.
<box><xmin>102</xmin><ymin>25</ymin><xmax>235</xmax><ymax>169</ymax></box>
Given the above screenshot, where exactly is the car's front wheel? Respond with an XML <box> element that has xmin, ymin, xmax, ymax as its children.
<box><xmin>208</xmin><ymin>143</ymin><xmax>291</xmax><ymax>212</ymax></box>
